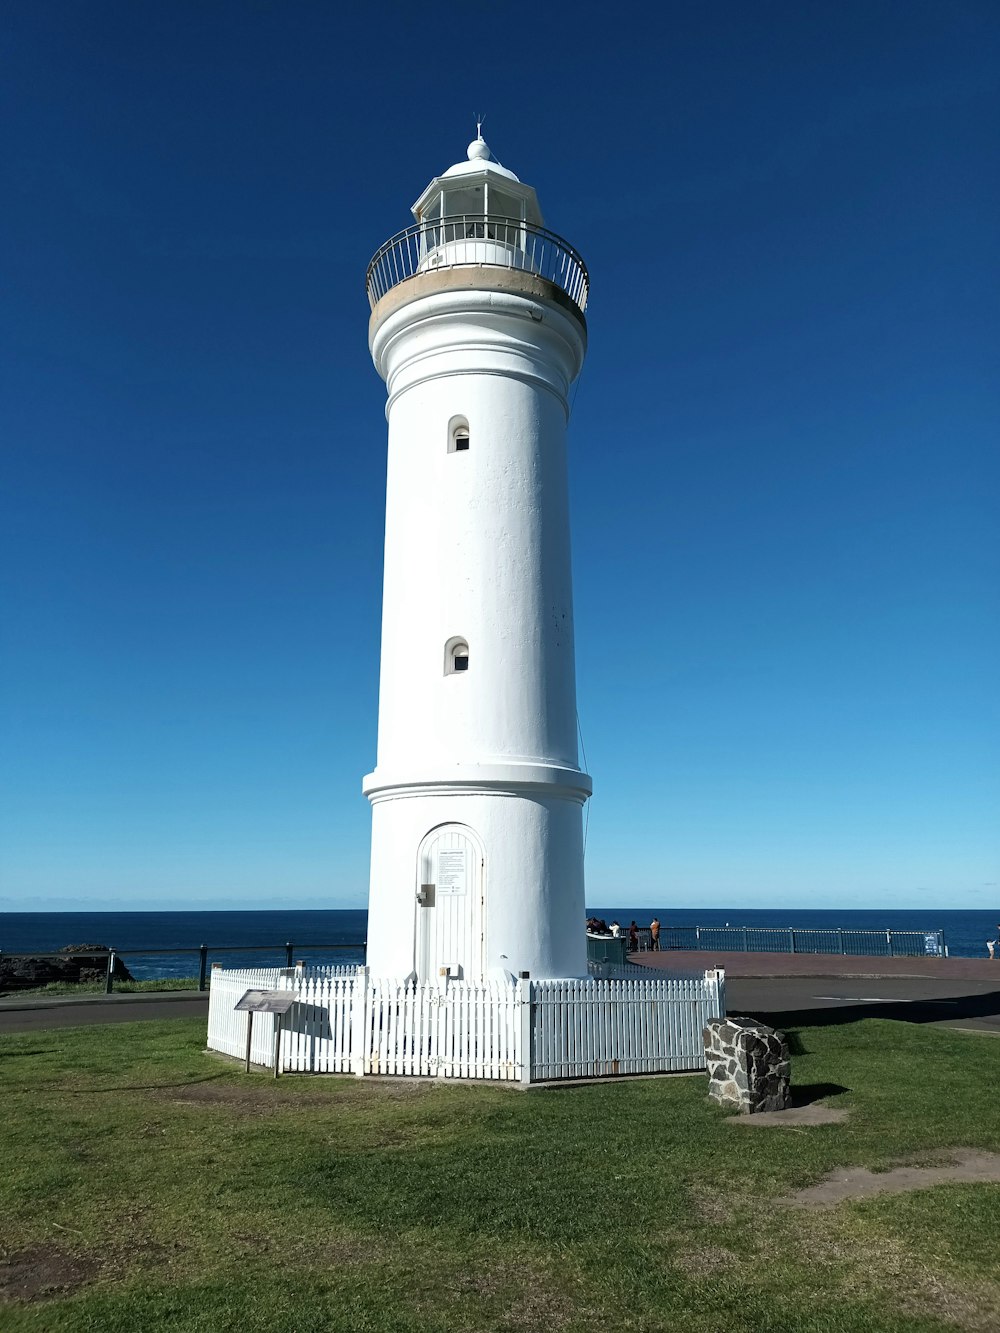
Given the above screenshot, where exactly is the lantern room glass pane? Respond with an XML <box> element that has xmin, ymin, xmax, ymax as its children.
<box><xmin>443</xmin><ymin>185</ymin><xmax>484</xmax><ymax>219</ymax></box>
<box><xmin>487</xmin><ymin>189</ymin><xmax>524</xmax><ymax>248</ymax></box>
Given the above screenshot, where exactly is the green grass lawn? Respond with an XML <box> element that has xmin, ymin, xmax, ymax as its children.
<box><xmin>4</xmin><ymin>978</ymin><xmax>201</xmax><ymax>998</ymax></box>
<box><xmin>1</xmin><ymin>1017</ymin><xmax>999</xmax><ymax>1332</ymax></box>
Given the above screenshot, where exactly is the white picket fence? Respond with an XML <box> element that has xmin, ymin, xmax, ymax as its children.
<box><xmin>206</xmin><ymin>965</ymin><xmax>726</xmax><ymax>1083</ymax></box>
<box><xmin>530</xmin><ymin>973</ymin><xmax>725</xmax><ymax>1080</ymax></box>
<box><xmin>206</xmin><ymin>965</ymin><xmax>360</xmax><ymax>1074</ymax></box>
<box><xmin>363</xmin><ymin>977</ymin><xmax>519</xmax><ymax>1079</ymax></box>
<box><xmin>206</xmin><ymin>967</ymin><xmax>290</xmax><ymax>1067</ymax></box>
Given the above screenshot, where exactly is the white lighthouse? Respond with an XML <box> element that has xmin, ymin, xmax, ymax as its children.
<box><xmin>363</xmin><ymin>133</ymin><xmax>591</xmax><ymax>983</ymax></box>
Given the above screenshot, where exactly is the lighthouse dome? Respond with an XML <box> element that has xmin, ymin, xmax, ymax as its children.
<box><xmin>412</xmin><ymin>135</ymin><xmax>542</xmax><ymax>228</ymax></box>
<box><xmin>436</xmin><ymin>135</ymin><xmax>520</xmax><ymax>183</ymax></box>
<box><xmin>466</xmin><ymin>135</ymin><xmax>491</xmax><ymax>162</ymax></box>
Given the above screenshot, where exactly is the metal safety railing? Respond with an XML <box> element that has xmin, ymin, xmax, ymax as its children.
<box><xmin>366</xmin><ymin>215</ymin><xmax>590</xmax><ymax>314</ymax></box>
<box><xmin>0</xmin><ymin>942</ymin><xmax>367</xmax><ymax>994</ymax></box>
<box><xmin>628</xmin><ymin>925</ymin><xmax>947</xmax><ymax>958</ymax></box>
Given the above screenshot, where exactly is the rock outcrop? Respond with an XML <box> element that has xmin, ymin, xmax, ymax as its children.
<box><xmin>0</xmin><ymin>945</ymin><xmax>134</xmax><ymax>992</ymax></box>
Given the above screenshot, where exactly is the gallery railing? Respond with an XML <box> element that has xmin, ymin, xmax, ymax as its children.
<box><xmin>366</xmin><ymin>215</ymin><xmax>590</xmax><ymax>315</ymax></box>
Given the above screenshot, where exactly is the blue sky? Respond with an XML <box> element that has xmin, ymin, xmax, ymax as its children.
<box><xmin>2</xmin><ymin>2</ymin><xmax>997</xmax><ymax>912</ymax></box>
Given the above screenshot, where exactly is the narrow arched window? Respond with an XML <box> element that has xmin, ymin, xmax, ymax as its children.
<box><xmin>445</xmin><ymin>637</ymin><xmax>469</xmax><ymax>674</ymax></box>
<box><xmin>448</xmin><ymin>416</ymin><xmax>470</xmax><ymax>453</ymax></box>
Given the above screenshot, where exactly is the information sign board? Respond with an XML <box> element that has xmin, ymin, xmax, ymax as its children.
<box><xmin>437</xmin><ymin>847</ymin><xmax>468</xmax><ymax>896</ymax></box>
<box><xmin>234</xmin><ymin>989</ymin><xmax>297</xmax><ymax>1014</ymax></box>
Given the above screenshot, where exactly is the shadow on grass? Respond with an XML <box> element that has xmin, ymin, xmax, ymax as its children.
<box><xmin>791</xmin><ymin>1082</ymin><xmax>850</xmax><ymax>1106</ymax></box>
<box><xmin>744</xmin><ymin>990</ymin><xmax>1000</xmax><ymax>1032</ymax></box>
<box><xmin>72</xmin><ymin>1072</ymin><xmax>231</xmax><ymax>1094</ymax></box>
<box><xmin>6</xmin><ymin>1072</ymin><xmax>233</xmax><ymax>1097</ymax></box>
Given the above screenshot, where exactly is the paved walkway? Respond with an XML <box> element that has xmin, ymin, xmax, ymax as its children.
<box><xmin>0</xmin><ymin>989</ymin><xmax>208</xmax><ymax>1032</ymax></box>
<box><xmin>630</xmin><ymin>949</ymin><xmax>999</xmax><ymax>980</ymax></box>
<box><xmin>631</xmin><ymin>951</ymin><xmax>1000</xmax><ymax>1035</ymax></box>
<box><xmin>2</xmin><ymin>955</ymin><xmax>999</xmax><ymax>1037</ymax></box>
<box><xmin>727</xmin><ymin>974</ymin><xmax>1000</xmax><ymax>1036</ymax></box>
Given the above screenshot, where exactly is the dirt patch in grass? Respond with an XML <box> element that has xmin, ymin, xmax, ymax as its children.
<box><xmin>162</xmin><ymin>1081</ymin><xmax>322</xmax><ymax>1113</ymax></box>
<box><xmin>323</xmin><ymin>1236</ymin><xmax>392</xmax><ymax>1267</ymax></box>
<box><xmin>901</xmin><ymin>1272</ymin><xmax>1000</xmax><ymax>1333</ymax></box>
<box><xmin>687</xmin><ymin>1186</ymin><xmax>734</xmax><ymax>1225</ymax></box>
<box><xmin>0</xmin><ymin>1245</ymin><xmax>99</xmax><ymax>1303</ymax></box>
<box><xmin>228</xmin><ymin>1230</ymin><xmax>276</xmax><ymax>1256</ymax></box>
<box><xmin>799</xmin><ymin>1214</ymin><xmax>1000</xmax><ymax>1332</ymax></box>
<box><xmin>673</xmin><ymin>1245</ymin><xmax>741</xmax><ymax>1275</ymax></box>
<box><xmin>442</xmin><ymin>1266</ymin><xmax>585</xmax><ymax>1332</ymax></box>
<box><xmin>161</xmin><ymin>1075</ymin><xmax>439</xmax><ymax>1114</ymax></box>
<box><xmin>781</xmin><ymin>1150</ymin><xmax>1000</xmax><ymax>1209</ymax></box>
<box><xmin>227</xmin><ymin>1231</ymin><xmax>387</xmax><ymax>1268</ymax></box>
<box><xmin>728</xmin><ymin>1104</ymin><xmax>850</xmax><ymax>1127</ymax></box>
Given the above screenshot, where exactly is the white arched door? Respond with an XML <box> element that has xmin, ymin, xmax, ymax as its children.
<box><xmin>416</xmin><ymin>824</ymin><xmax>485</xmax><ymax>982</ymax></box>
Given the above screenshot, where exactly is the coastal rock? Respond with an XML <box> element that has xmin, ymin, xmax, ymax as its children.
<box><xmin>0</xmin><ymin>945</ymin><xmax>134</xmax><ymax>992</ymax></box>
<box><xmin>703</xmin><ymin>1017</ymin><xmax>791</xmax><ymax>1114</ymax></box>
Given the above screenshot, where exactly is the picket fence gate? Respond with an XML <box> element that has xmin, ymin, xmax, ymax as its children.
<box><xmin>206</xmin><ymin>965</ymin><xmax>726</xmax><ymax>1084</ymax></box>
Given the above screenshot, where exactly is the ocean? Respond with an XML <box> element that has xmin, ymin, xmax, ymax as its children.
<box><xmin>0</xmin><ymin>909</ymin><xmax>368</xmax><ymax>981</ymax></box>
<box><xmin>2</xmin><ymin>906</ymin><xmax>998</xmax><ymax>978</ymax></box>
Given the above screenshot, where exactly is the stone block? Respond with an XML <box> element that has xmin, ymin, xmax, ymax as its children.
<box><xmin>703</xmin><ymin>1017</ymin><xmax>791</xmax><ymax>1113</ymax></box>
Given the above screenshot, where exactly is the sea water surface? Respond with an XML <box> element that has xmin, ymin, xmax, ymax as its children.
<box><xmin>2</xmin><ymin>906</ymin><xmax>998</xmax><ymax>977</ymax></box>
<box><xmin>0</xmin><ymin>910</ymin><xmax>368</xmax><ymax>980</ymax></box>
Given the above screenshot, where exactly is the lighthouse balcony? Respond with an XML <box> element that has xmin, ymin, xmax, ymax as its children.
<box><xmin>366</xmin><ymin>215</ymin><xmax>589</xmax><ymax>316</ymax></box>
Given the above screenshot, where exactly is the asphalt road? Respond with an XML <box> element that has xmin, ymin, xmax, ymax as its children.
<box><xmin>728</xmin><ymin>975</ymin><xmax>1000</xmax><ymax>1035</ymax></box>
<box><xmin>0</xmin><ymin>991</ymin><xmax>209</xmax><ymax>1032</ymax></box>
<box><xmin>1</xmin><ymin>976</ymin><xmax>999</xmax><ymax>1036</ymax></box>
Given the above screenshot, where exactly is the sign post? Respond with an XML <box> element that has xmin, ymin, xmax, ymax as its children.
<box><xmin>234</xmin><ymin>989</ymin><xmax>298</xmax><ymax>1076</ymax></box>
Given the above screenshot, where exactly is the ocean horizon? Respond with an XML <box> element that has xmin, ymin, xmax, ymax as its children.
<box><xmin>3</xmin><ymin>906</ymin><xmax>998</xmax><ymax>975</ymax></box>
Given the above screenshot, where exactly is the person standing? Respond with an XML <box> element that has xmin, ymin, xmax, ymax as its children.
<box><xmin>628</xmin><ymin>921</ymin><xmax>639</xmax><ymax>953</ymax></box>
<box><xmin>650</xmin><ymin>917</ymin><xmax>661</xmax><ymax>951</ymax></box>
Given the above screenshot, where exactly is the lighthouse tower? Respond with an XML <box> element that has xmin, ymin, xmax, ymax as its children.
<box><xmin>363</xmin><ymin>134</ymin><xmax>591</xmax><ymax>983</ymax></box>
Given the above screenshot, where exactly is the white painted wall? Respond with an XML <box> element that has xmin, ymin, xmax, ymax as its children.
<box><xmin>364</xmin><ymin>272</ymin><xmax>590</xmax><ymax>982</ymax></box>
<box><xmin>366</xmin><ymin>788</ymin><xmax>587</xmax><ymax>979</ymax></box>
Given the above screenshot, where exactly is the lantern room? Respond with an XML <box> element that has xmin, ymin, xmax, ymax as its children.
<box><xmin>412</xmin><ymin>133</ymin><xmax>543</xmax><ymax>267</ymax></box>
<box><xmin>366</xmin><ymin>132</ymin><xmax>589</xmax><ymax>314</ymax></box>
